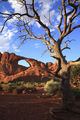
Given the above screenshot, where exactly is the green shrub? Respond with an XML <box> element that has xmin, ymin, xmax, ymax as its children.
<box><xmin>0</xmin><ymin>84</ymin><xmax>2</xmax><ymax>91</ymax></box>
<box><xmin>71</xmin><ymin>66</ymin><xmax>80</xmax><ymax>77</ymax></box>
<box><xmin>23</xmin><ymin>82</ymin><xmax>35</xmax><ymax>88</ymax></box>
<box><xmin>0</xmin><ymin>82</ymin><xmax>4</xmax><ymax>84</ymax></box>
<box><xmin>1</xmin><ymin>84</ymin><xmax>11</xmax><ymax>92</ymax></box>
<box><xmin>3</xmin><ymin>86</ymin><xmax>13</xmax><ymax>92</ymax></box>
<box><xmin>9</xmin><ymin>78</ymin><xmax>24</xmax><ymax>86</ymax></box>
<box><xmin>44</xmin><ymin>79</ymin><xmax>60</xmax><ymax>94</ymax></box>
<box><xmin>34</xmin><ymin>82</ymin><xmax>39</xmax><ymax>87</ymax></box>
<box><xmin>15</xmin><ymin>86</ymin><xmax>25</xmax><ymax>94</ymax></box>
<box><xmin>16</xmin><ymin>81</ymin><xmax>24</xmax><ymax>86</ymax></box>
<box><xmin>1</xmin><ymin>83</ymin><xmax>16</xmax><ymax>92</ymax></box>
<box><xmin>71</xmin><ymin>65</ymin><xmax>80</xmax><ymax>85</ymax></box>
<box><xmin>12</xmin><ymin>89</ymin><xmax>18</xmax><ymax>94</ymax></box>
<box><xmin>37</xmin><ymin>82</ymin><xmax>45</xmax><ymax>87</ymax></box>
<box><xmin>71</xmin><ymin>87</ymin><xmax>80</xmax><ymax>99</ymax></box>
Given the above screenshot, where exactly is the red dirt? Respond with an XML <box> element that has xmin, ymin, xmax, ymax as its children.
<box><xmin>0</xmin><ymin>92</ymin><xmax>80</xmax><ymax>120</ymax></box>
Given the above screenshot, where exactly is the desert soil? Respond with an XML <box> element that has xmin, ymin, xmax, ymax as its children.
<box><xmin>0</xmin><ymin>92</ymin><xmax>80</xmax><ymax>120</ymax></box>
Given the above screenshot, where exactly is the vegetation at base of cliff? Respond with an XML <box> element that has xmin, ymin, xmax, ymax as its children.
<box><xmin>0</xmin><ymin>79</ymin><xmax>61</xmax><ymax>95</ymax></box>
<box><xmin>0</xmin><ymin>84</ymin><xmax>2</xmax><ymax>91</ymax></box>
<box><xmin>71</xmin><ymin>87</ymin><xmax>80</xmax><ymax>99</ymax></box>
<box><xmin>44</xmin><ymin>80</ymin><xmax>60</xmax><ymax>95</ymax></box>
<box><xmin>71</xmin><ymin>65</ymin><xmax>80</xmax><ymax>86</ymax></box>
<box><xmin>0</xmin><ymin>65</ymin><xmax>80</xmax><ymax>96</ymax></box>
<box><xmin>0</xmin><ymin>80</ymin><xmax>80</xmax><ymax>99</ymax></box>
<box><xmin>0</xmin><ymin>80</ymin><xmax>46</xmax><ymax>94</ymax></box>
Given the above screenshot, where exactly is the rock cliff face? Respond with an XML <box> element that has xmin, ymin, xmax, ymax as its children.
<box><xmin>0</xmin><ymin>52</ymin><xmax>57</xmax><ymax>83</ymax></box>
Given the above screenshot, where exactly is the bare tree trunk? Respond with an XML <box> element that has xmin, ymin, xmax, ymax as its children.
<box><xmin>60</xmin><ymin>69</ymin><xmax>74</xmax><ymax>110</ymax></box>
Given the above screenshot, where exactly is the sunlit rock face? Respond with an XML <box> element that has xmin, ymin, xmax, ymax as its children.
<box><xmin>0</xmin><ymin>52</ymin><xmax>57</xmax><ymax>83</ymax></box>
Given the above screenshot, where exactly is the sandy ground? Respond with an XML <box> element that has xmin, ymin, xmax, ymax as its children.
<box><xmin>0</xmin><ymin>92</ymin><xmax>80</xmax><ymax>120</ymax></box>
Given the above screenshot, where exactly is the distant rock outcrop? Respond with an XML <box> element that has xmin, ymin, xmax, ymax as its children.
<box><xmin>0</xmin><ymin>52</ymin><xmax>57</xmax><ymax>83</ymax></box>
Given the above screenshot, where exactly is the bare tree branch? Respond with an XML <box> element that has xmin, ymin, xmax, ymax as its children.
<box><xmin>71</xmin><ymin>25</ymin><xmax>80</xmax><ymax>32</ymax></box>
<box><xmin>72</xmin><ymin>12</ymin><xmax>80</xmax><ymax>20</ymax></box>
<box><xmin>31</xmin><ymin>0</ymin><xmax>56</xmax><ymax>44</ymax></box>
<box><xmin>59</xmin><ymin>0</ymin><xmax>80</xmax><ymax>39</ymax></box>
<box><xmin>62</xmin><ymin>0</ymin><xmax>67</xmax><ymax>34</ymax></box>
<box><xmin>0</xmin><ymin>0</ymin><xmax>80</xmax><ymax>75</ymax></box>
<box><xmin>57</xmin><ymin>7</ymin><xmax>63</xmax><ymax>36</ymax></box>
<box><xmin>61</xmin><ymin>39</ymin><xmax>74</xmax><ymax>51</ymax></box>
<box><xmin>61</xmin><ymin>45</ymin><xmax>70</xmax><ymax>51</ymax></box>
<box><xmin>68</xmin><ymin>58</ymin><xmax>80</xmax><ymax>67</ymax></box>
<box><xmin>66</xmin><ymin>9</ymin><xmax>74</xmax><ymax>16</ymax></box>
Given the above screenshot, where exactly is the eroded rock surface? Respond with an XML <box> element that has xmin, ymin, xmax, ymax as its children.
<box><xmin>0</xmin><ymin>52</ymin><xmax>57</xmax><ymax>83</ymax></box>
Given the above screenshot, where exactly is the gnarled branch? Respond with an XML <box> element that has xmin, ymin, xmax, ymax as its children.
<box><xmin>68</xmin><ymin>58</ymin><xmax>80</xmax><ymax>67</ymax></box>
<box><xmin>57</xmin><ymin>7</ymin><xmax>63</xmax><ymax>36</ymax></box>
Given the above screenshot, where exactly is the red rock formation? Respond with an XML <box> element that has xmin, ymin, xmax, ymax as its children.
<box><xmin>0</xmin><ymin>52</ymin><xmax>57</xmax><ymax>83</ymax></box>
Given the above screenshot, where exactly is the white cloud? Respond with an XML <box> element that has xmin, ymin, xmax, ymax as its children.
<box><xmin>3</xmin><ymin>10</ymin><xmax>10</xmax><ymax>16</ymax></box>
<box><xmin>38</xmin><ymin>0</ymin><xmax>57</xmax><ymax>5</ymax></box>
<box><xmin>50</xmin><ymin>28</ymin><xmax>55</xmax><ymax>32</ymax></box>
<box><xmin>66</xmin><ymin>8</ymin><xmax>71</xmax><ymax>13</ymax></box>
<box><xmin>8</xmin><ymin>0</ymin><xmax>58</xmax><ymax>28</ymax></box>
<box><xmin>7</xmin><ymin>16</ymin><xmax>18</xmax><ymax>26</ymax></box>
<box><xmin>0</xmin><ymin>0</ymin><xmax>60</xmax><ymax>53</ymax></box>
<box><xmin>36</xmin><ymin>22</ymin><xmax>41</xmax><ymax>28</ymax></box>
<box><xmin>38</xmin><ymin>0</ymin><xmax>56</xmax><ymax>26</ymax></box>
<box><xmin>0</xmin><ymin>26</ymin><xmax>17</xmax><ymax>53</ymax></box>
<box><xmin>57</xmin><ymin>14</ymin><xmax>61</xmax><ymax>21</ymax></box>
<box><xmin>12</xmin><ymin>44</ymin><xmax>20</xmax><ymax>52</ymax></box>
<box><xmin>34</xmin><ymin>43</ymin><xmax>41</xmax><ymax>48</ymax></box>
<box><xmin>8</xmin><ymin>0</ymin><xmax>26</xmax><ymax>14</ymax></box>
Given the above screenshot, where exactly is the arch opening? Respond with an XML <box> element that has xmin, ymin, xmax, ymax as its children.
<box><xmin>18</xmin><ymin>60</ymin><xmax>30</xmax><ymax>68</ymax></box>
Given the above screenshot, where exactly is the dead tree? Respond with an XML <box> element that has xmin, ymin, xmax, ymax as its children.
<box><xmin>0</xmin><ymin>0</ymin><xmax>80</xmax><ymax>110</ymax></box>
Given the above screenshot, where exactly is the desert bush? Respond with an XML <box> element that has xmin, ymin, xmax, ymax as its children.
<box><xmin>34</xmin><ymin>82</ymin><xmax>39</xmax><ymax>87</ymax></box>
<box><xmin>23</xmin><ymin>82</ymin><xmax>35</xmax><ymax>88</ymax></box>
<box><xmin>15</xmin><ymin>86</ymin><xmax>25</xmax><ymax>94</ymax></box>
<box><xmin>71</xmin><ymin>87</ymin><xmax>80</xmax><ymax>99</ymax></box>
<box><xmin>0</xmin><ymin>84</ymin><xmax>2</xmax><ymax>91</ymax></box>
<box><xmin>12</xmin><ymin>88</ymin><xmax>18</xmax><ymax>94</ymax></box>
<box><xmin>71</xmin><ymin>66</ymin><xmax>80</xmax><ymax>85</ymax></box>
<box><xmin>1</xmin><ymin>83</ymin><xmax>16</xmax><ymax>93</ymax></box>
<box><xmin>37</xmin><ymin>82</ymin><xmax>45</xmax><ymax>87</ymax></box>
<box><xmin>71</xmin><ymin>66</ymin><xmax>80</xmax><ymax>77</ymax></box>
<box><xmin>9</xmin><ymin>78</ymin><xmax>24</xmax><ymax>86</ymax></box>
<box><xmin>1</xmin><ymin>84</ymin><xmax>12</xmax><ymax>92</ymax></box>
<box><xmin>0</xmin><ymin>82</ymin><xmax>4</xmax><ymax>84</ymax></box>
<box><xmin>16</xmin><ymin>81</ymin><xmax>24</xmax><ymax>86</ymax></box>
<box><xmin>3</xmin><ymin>86</ymin><xmax>13</xmax><ymax>92</ymax></box>
<box><xmin>24</xmin><ymin>87</ymin><xmax>37</xmax><ymax>94</ymax></box>
<box><xmin>44</xmin><ymin>79</ymin><xmax>60</xmax><ymax>94</ymax></box>
<box><xmin>11</xmin><ymin>86</ymin><xmax>24</xmax><ymax>94</ymax></box>
<box><xmin>33</xmin><ymin>81</ymin><xmax>46</xmax><ymax>87</ymax></box>
<box><xmin>1</xmin><ymin>83</ymin><xmax>25</xmax><ymax>94</ymax></box>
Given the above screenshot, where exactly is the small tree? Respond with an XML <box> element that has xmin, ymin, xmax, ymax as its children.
<box><xmin>0</xmin><ymin>0</ymin><xmax>80</xmax><ymax>110</ymax></box>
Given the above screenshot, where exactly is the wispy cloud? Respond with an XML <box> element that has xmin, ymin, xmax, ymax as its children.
<box><xmin>8</xmin><ymin>0</ymin><xmax>58</xmax><ymax>28</ymax></box>
<box><xmin>34</xmin><ymin>43</ymin><xmax>41</xmax><ymax>48</ymax></box>
<box><xmin>0</xmin><ymin>0</ymin><xmax>60</xmax><ymax>53</ymax></box>
<box><xmin>8</xmin><ymin>0</ymin><xmax>26</xmax><ymax>14</ymax></box>
<box><xmin>12</xmin><ymin>44</ymin><xmax>20</xmax><ymax>52</ymax></box>
<box><xmin>0</xmin><ymin>26</ymin><xmax>17</xmax><ymax>53</ymax></box>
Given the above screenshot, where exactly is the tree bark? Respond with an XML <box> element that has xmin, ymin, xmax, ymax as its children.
<box><xmin>60</xmin><ymin>68</ymin><xmax>74</xmax><ymax>110</ymax></box>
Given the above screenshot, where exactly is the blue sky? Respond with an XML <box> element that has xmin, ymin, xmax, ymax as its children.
<box><xmin>0</xmin><ymin>0</ymin><xmax>80</xmax><ymax>67</ymax></box>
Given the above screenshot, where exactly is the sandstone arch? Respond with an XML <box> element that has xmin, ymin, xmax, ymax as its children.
<box><xmin>18</xmin><ymin>60</ymin><xmax>30</xmax><ymax>67</ymax></box>
<box><xmin>0</xmin><ymin>52</ymin><xmax>57</xmax><ymax>83</ymax></box>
